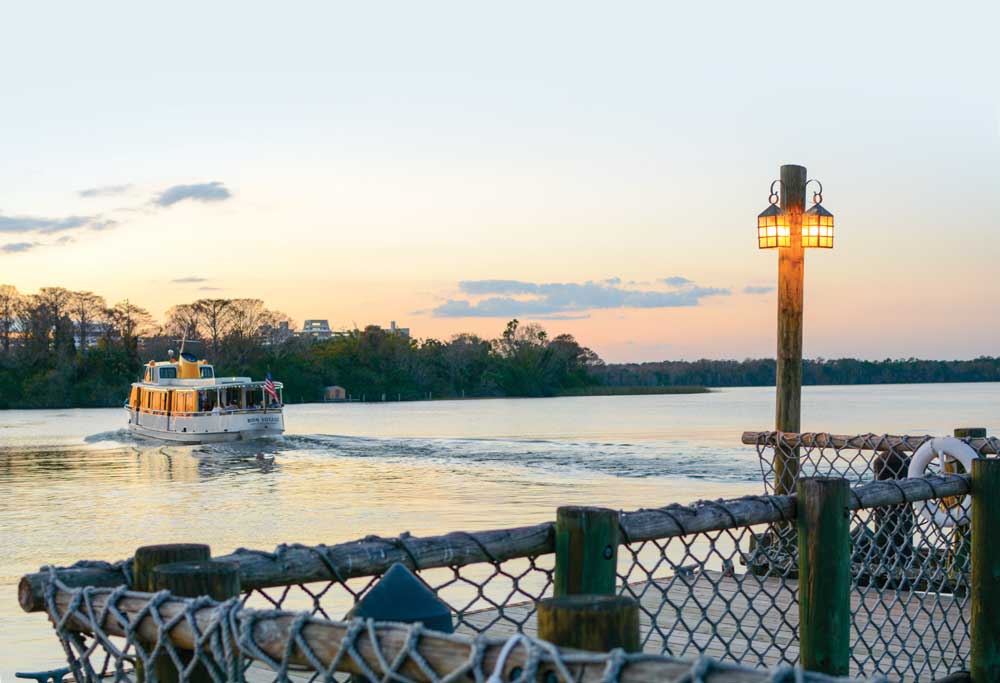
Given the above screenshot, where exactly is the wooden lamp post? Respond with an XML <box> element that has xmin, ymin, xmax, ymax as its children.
<box><xmin>758</xmin><ymin>164</ymin><xmax>834</xmax><ymax>494</ymax></box>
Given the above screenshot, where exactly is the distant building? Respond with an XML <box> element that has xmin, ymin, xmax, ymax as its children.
<box><xmin>260</xmin><ymin>320</ymin><xmax>294</xmax><ymax>346</ymax></box>
<box><xmin>324</xmin><ymin>385</ymin><xmax>347</xmax><ymax>402</ymax></box>
<box><xmin>75</xmin><ymin>322</ymin><xmax>111</xmax><ymax>348</ymax></box>
<box><xmin>301</xmin><ymin>319</ymin><xmax>334</xmax><ymax>340</ymax></box>
<box><xmin>387</xmin><ymin>320</ymin><xmax>410</xmax><ymax>338</ymax></box>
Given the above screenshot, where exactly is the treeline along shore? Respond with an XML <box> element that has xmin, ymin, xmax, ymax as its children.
<box><xmin>0</xmin><ymin>285</ymin><xmax>998</xmax><ymax>409</ymax></box>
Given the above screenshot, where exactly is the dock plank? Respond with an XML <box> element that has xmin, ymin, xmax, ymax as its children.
<box><xmin>459</xmin><ymin>570</ymin><xmax>969</xmax><ymax>678</ymax></box>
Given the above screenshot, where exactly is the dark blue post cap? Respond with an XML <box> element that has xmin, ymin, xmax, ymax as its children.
<box><xmin>346</xmin><ymin>562</ymin><xmax>454</xmax><ymax>634</ymax></box>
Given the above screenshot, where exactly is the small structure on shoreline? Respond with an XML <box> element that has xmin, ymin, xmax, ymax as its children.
<box><xmin>323</xmin><ymin>385</ymin><xmax>347</xmax><ymax>402</ymax></box>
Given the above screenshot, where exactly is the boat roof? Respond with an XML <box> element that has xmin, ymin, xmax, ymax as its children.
<box><xmin>133</xmin><ymin>376</ymin><xmax>284</xmax><ymax>389</ymax></box>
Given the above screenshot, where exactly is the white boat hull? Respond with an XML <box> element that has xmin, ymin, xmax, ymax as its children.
<box><xmin>126</xmin><ymin>408</ymin><xmax>285</xmax><ymax>444</ymax></box>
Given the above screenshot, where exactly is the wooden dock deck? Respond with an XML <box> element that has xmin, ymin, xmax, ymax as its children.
<box><xmin>460</xmin><ymin>570</ymin><xmax>969</xmax><ymax>677</ymax></box>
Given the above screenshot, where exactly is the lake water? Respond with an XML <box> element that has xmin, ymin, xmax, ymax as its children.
<box><xmin>2</xmin><ymin>383</ymin><xmax>998</xmax><ymax>675</ymax></box>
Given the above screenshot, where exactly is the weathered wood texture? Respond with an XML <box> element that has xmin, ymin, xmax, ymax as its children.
<box><xmin>48</xmin><ymin>585</ymin><xmax>848</xmax><ymax>683</ymax></box>
<box><xmin>133</xmin><ymin>544</ymin><xmax>212</xmax><ymax>683</ymax></box>
<box><xmin>554</xmin><ymin>507</ymin><xmax>620</xmax><ymax>596</ymax></box>
<box><xmin>538</xmin><ymin>594</ymin><xmax>640</xmax><ymax>653</ymax></box>
<box><xmin>797</xmin><ymin>478</ymin><xmax>850</xmax><ymax>676</ymax></box>
<box><xmin>20</xmin><ymin>523</ymin><xmax>553</xmax><ymax>612</ymax></box>
<box><xmin>150</xmin><ymin>561</ymin><xmax>241</xmax><ymax>683</ymax></box>
<box><xmin>152</xmin><ymin>560</ymin><xmax>241</xmax><ymax>599</ymax></box>
<box><xmin>20</xmin><ymin>476</ymin><xmax>971</xmax><ymax>613</ymax></box>
<box><xmin>742</xmin><ymin>431</ymin><xmax>1000</xmax><ymax>454</ymax></box>
<box><xmin>464</xmin><ymin>570</ymin><xmax>969</xmax><ymax>678</ymax></box>
<box><xmin>775</xmin><ymin>164</ymin><xmax>806</xmax><ymax>490</ymax></box>
<box><xmin>954</xmin><ymin>428</ymin><xmax>987</xmax><ymax>439</ymax></box>
<box><xmin>135</xmin><ymin>544</ymin><xmax>211</xmax><ymax>591</ymax></box>
<box><xmin>971</xmin><ymin>459</ymin><xmax>1000</xmax><ymax>683</ymax></box>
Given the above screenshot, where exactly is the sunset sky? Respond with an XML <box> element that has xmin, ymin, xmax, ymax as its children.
<box><xmin>1</xmin><ymin>2</ymin><xmax>998</xmax><ymax>362</ymax></box>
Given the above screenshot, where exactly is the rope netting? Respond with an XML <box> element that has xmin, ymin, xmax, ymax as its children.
<box><xmin>43</xmin><ymin>572</ymin><xmax>888</xmax><ymax>683</ymax></box>
<box><xmin>29</xmin><ymin>433</ymin><xmax>981</xmax><ymax>682</ymax></box>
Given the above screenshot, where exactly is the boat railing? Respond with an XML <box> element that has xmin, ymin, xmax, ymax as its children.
<box><xmin>167</xmin><ymin>407</ymin><xmax>284</xmax><ymax>417</ymax></box>
<box><xmin>132</xmin><ymin>406</ymin><xmax>284</xmax><ymax>417</ymax></box>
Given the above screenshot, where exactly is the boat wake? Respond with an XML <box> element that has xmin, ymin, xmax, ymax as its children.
<box><xmin>75</xmin><ymin>430</ymin><xmax>760</xmax><ymax>482</ymax></box>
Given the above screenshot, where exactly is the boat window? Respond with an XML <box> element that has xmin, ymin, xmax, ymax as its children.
<box><xmin>199</xmin><ymin>366</ymin><xmax>214</xmax><ymax>379</ymax></box>
<box><xmin>244</xmin><ymin>387</ymin><xmax>265</xmax><ymax>410</ymax></box>
<box><xmin>159</xmin><ymin>367</ymin><xmax>178</xmax><ymax>379</ymax></box>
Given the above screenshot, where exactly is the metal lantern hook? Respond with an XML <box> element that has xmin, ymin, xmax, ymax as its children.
<box><xmin>805</xmin><ymin>179</ymin><xmax>824</xmax><ymax>205</ymax></box>
<box><xmin>768</xmin><ymin>179</ymin><xmax>783</xmax><ymax>205</ymax></box>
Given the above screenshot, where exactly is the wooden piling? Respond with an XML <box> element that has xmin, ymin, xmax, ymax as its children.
<box><xmin>774</xmin><ymin>164</ymin><xmax>806</xmax><ymax>496</ymax></box>
<box><xmin>150</xmin><ymin>561</ymin><xmax>241</xmax><ymax>683</ymax></box>
<box><xmin>133</xmin><ymin>543</ymin><xmax>211</xmax><ymax>683</ymax></box>
<box><xmin>554</xmin><ymin>506</ymin><xmax>620</xmax><ymax>597</ymax></box>
<box><xmin>971</xmin><ymin>459</ymin><xmax>1000</xmax><ymax>683</ymax></box>
<box><xmin>950</xmin><ymin>429</ymin><xmax>984</xmax><ymax>583</ymax></box>
<box><xmin>134</xmin><ymin>543</ymin><xmax>211</xmax><ymax>591</ymax></box>
<box><xmin>797</xmin><ymin>477</ymin><xmax>850</xmax><ymax>676</ymax></box>
<box><xmin>537</xmin><ymin>594</ymin><xmax>640</xmax><ymax>653</ymax></box>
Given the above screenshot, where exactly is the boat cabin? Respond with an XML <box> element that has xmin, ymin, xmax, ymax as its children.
<box><xmin>127</xmin><ymin>352</ymin><xmax>283</xmax><ymax>416</ymax></box>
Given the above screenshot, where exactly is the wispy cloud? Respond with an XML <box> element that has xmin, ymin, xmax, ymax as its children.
<box><xmin>1</xmin><ymin>241</ymin><xmax>38</xmax><ymax>253</ymax></box>
<box><xmin>432</xmin><ymin>278</ymin><xmax>730</xmax><ymax>318</ymax></box>
<box><xmin>2</xmin><ymin>178</ymin><xmax>234</xmax><ymax>257</ymax></box>
<box><xmin>661</xmin><ymin>276</ymin><xmax>693</xmax><ymax>287</ymax></box>
<box><xmin>458</xmin><ymin>280</ymin><xmax>540</xmax><ymax>296</ymax></box>
<box><xmin>743</xmin><ymin>285</ymin><xmax>775</xmax><ymax>294</ymax></box>
<box><xmin>155</xmin><ymin>181</ymin><xmax>232</xmax><ymax>207</ymax></box>
<box><xmin>198</xmin><ymin>286</ymin><xmax>223</xmax><ymax>291</ymax></box>
<box><xmin>171</xmin><ymin>276</ymin><xmax>209</xmax><ymax>284</ymax></box>
<box><xmin>79</xmin><ymin>184</ymin><xmax>133</xmax><ymax>198</ymax></box>
<box><xmin>0</xmin><ymin>213</ymin><xmax>112</xmax><ymax>235</ymax></box>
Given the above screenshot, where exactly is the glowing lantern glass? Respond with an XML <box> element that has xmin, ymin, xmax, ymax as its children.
<box><xmin>757</xmin><ymin>203</ymin><xmax>789</xmax><ymax>249</ymax></box>
<box><xmin>803</xmin><ymin>203</ymin><xmax>834</xmax><ymax>248</ymax></box>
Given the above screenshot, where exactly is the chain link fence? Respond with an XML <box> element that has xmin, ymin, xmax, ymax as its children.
<box><xmin>42</xmin><ymin>576</ymin><xmax>889</xmax><ymax>683</ymax></box>
<box><xmin>240</xmin><ymin>553</ymin><xmax>555</xmax><ymax>637</ymax></box>
<box><xmin>24</xmin><ymin>432</ymin><xmax>987</xmax><ymax>682</ymax></box>
<box><xmin>746</xmin><ymin>431</ymin><xmax>1000</xmax><ymax>494</ymax></box>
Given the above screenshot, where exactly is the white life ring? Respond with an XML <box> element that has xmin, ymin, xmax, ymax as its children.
<box><xmin>906</xmin><ymin>437</ymin><xmax>978</xmax><ymax>527</ymax></box>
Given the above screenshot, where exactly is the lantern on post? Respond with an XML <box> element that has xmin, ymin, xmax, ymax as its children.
<box><xmin>756</xmin><ymin>165</ymin><xmax>835</xmax><ymax>497</ymax></box>
<box><xmin>757</xmin><ymin>181</ymin><xmax>789</xmax><ymax>249</ymax></box>
<box><xmin>802</xmin><ymin>180</ymin><xmax>834</xmax><ymax>248</ymax></box>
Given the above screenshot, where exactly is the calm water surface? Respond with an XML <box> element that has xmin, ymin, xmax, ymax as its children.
<box><xmin>2</xmin><ymin>383</ymin><xmax>998</xmax><ymax>673</ymax></box>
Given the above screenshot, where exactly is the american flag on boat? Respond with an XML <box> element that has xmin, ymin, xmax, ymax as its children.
<box><xmin>264</xmin><ymin>372</ymin><xmax>280</xmax><ymax>403</ymax></box>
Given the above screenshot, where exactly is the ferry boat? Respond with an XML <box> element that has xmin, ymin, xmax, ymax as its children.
<box><xmin>126</xmin><ymin>350</ymin><xmax>285</xmax><ymax>443</ymax></box>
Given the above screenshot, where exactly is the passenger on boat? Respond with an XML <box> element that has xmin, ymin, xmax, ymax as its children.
<box><xmin>211</xmin><ymin>404</ymin><xmax>221</xmax><ymax>415</ymax></box>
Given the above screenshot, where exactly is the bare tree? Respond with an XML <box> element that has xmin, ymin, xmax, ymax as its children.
<box><xmin>28</xmin><ymin>287</ymin><xmax>74</xmax><ymax>355</ymax></box>
<box><xmin>164</xmin><ymin>303</ymin><xmax>202</xmax><ymax>342</ymax></box>
<box><xmin>107</xmin><ymin>300</ymin><xmax>154</xmax><ymax>345</ymax></box>
<box><xmin>192</xmin><ymin>298</ymin><xmax>233</xmax><ymax>359</ymax></box>
<box><xmin>69</xmin><ymin>291</ymin><xmax>107</xmax><ymax>349</ymax></box>
<box><xmin>0</xmin><ymin>284</ymin><xmax>21</xmax><ymax>352</ymax></box>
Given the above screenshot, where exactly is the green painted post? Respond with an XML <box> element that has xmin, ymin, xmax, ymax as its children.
<box><xmin>537</xmin><ymin>594</ymin><xmax>640</xmax><ymax>652</ymax></box>
<box><xmin>554</xmin><ymin>506</ymin><xmax>620</xmax><ymax>597</ymax></box>
<box><xmin>952</xmin><ymin>429</ymin><xmax>985</xmax><ymax>585</ymax></box>
<box><xmin>797</xmin><ymin>477</ymin><xmax>850</xmax><ymax>676</ymax></box>
<box><xmin>971</xmin><ymin>458</ymin><xmax>1000</xmax><ymax>683</ymax></box>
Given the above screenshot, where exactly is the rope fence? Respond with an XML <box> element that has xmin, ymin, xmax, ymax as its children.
<box><xmin>44</xmin><ymin>575</ymin><xmax>890</xmax><ymax>683</ymax></box>
<box><xmin>21</xmin><ymin>432</ymin><xmax>993</xmax><ymax>682</ymax></box>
